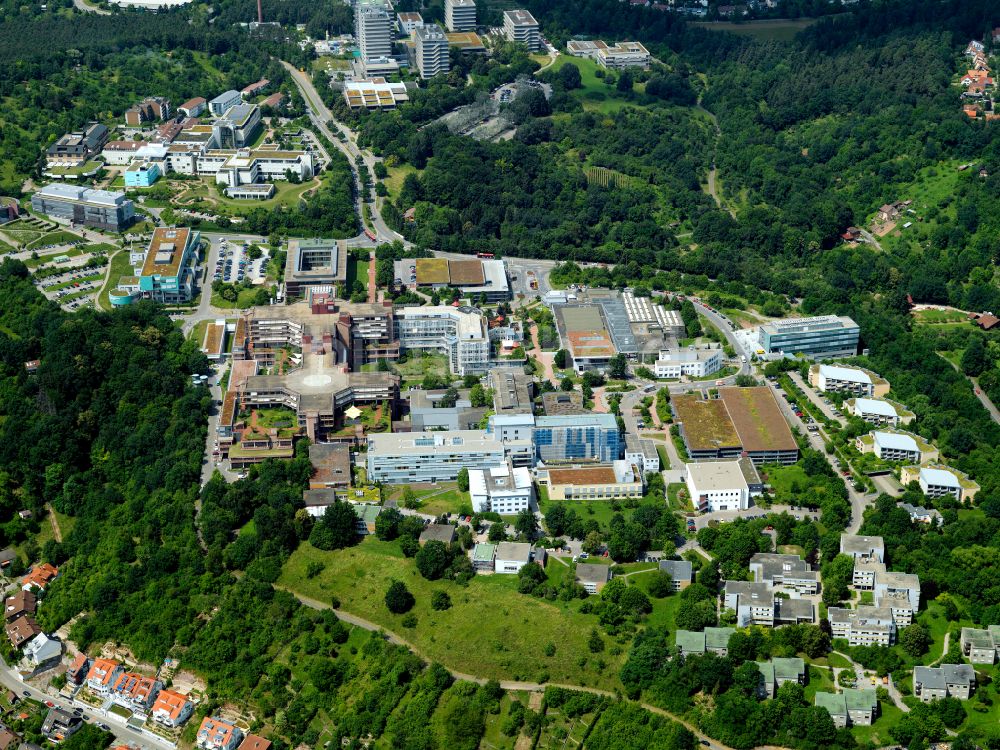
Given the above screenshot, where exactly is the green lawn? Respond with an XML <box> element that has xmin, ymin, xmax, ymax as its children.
<box><xmin>211</xmin><ymin>287</ymin><xmax>262</xmax><ymax>310</ymax></box>
<box><xmin>384</xmin><ymin>164</ymin><xmax>419</xmax><ymax>201</ymax></box>
<box><xmin>851</xmin><ymin>698</ymin><xmax>905</xmax><ymax>745</ymax></box>
<box><xmin>45</xmin><ymin>159</ymin><xmax>103</xmax><ymax>178</ymax></box>
<box><xmin>538</xmin><ymin>497</ymin><xmax>636</xmax><ymax>534</ymax></box>
<box><xmin>914</xmin><ymin>308</ymin><xmax>968</xmax><ymax>325</ymax></box>
<box><xmin>646</xmin><ymin>592</ymin><xmax>683</xmax><ymax>632</ymax></box>
<box><xmin>667</xmin><ymin>482</ymin><xmax>691</xmax><ymax>512</ymax></box>
<box><xmin>26</xmin><ymin>230</ymin><xmax>81</xmax><ymax>250</ymax></box>
<box><xmin>347</xmin><ymin>257</ymin><xmax>369</xmax><ymax>293</ymax></box>
<box><xmin>549</xmin><ymin>56</ymin><xmax>643</xmax><ymax>114</ymax></box>
<box><xmin>480</xmin><ymin>692</ymin><xmax>530</xmax><ymax>750</ymax></box>
<box><xmin>97</xmin><ymin>249</ymin><xmax>134</xmax><ymax>310</ymax></box>
<box><xmin>392</xmin><ymin>353</ymin><xmax>454</xmax><ymax>388</ymax></box>
<box><xmin>278</xmin><ymin>539</ymin><xmax>626</xmax><ymax>689</ymax></box>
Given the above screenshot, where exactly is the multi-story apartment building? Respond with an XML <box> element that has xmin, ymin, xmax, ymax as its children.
<box><xmin>395</xmin><ymin>306</ymin><xmax>490</xmax><ymax>375</ymax></box>
<box><xmin>151</xmin><ymin>689</ymin><xmax>195</xmax><ymax>727</ymax></box>
<box><xmin>356</xmin><ymin>0</ymin><xmax>394</xmax><ymax>61</ymax></box>
<box><xmin>873</xmin><ymin>569</ymin><xmax>921</xmax><ymax>611</ymax></box>
<box><xmin>111</xmin><ymin>672</ymin><xmax>163</xmax><ymax>712</ymax></box>
<box><xmin>566</xmin><ymin>40</ymin><xmax>651</xmax><ymax>69</ymax></box>
<box><xmin>503</xmin><ymin>9</ymin><xmax>539</xmax><ymax>50</ymax></box>
<box><xmin>758</xmin><ymin>315</ymin><xmax>860</xmax><ymax>358</ymax></box>
<box><xmin>658</xmin><ymin>560</ymin><xmax>692</xmax><ymax>591</ymax></box>
<box><xmin>755</xmin><ymin>658</ymin><xmax>806</xmax><ymax>699</ymax></box>
<box><xmin>724</xmin><ymin>581</ymin><xmax>814</xmax><ymax>628</ymax></box>
<box><xmin>828</xmin><ymin>606</ymin><xmax>896</xmax><ymax>646</ymax></box>
<box><xmin>653</xmin><ymin>347</ymin><xmax>723</xmax><ymax>379</ymax></box>
<box><xmin>856</xmin><ymin>429</ymin><xmax>939</xmax><ymax>464</ymax></box>
<box><xmin>815</xmin><ymin>689</ymin><xmax>878</xmax><ymax>727</ymax></box>
<box><xmin>840</xmin><ymin>534</ymin><xmax>885</xmax><ymax>563</ymax></box>
<box><xmin>413</xmin><ymin>24</ymin><xmax>451</xmax><ymax>79</ymax></box>
<box><xmin>845</xmin><ymin>397</ymin><xmax>913</xmax><ymax>426</ymax></box>
<box><xmin>879</xmin><ymin>590</ymin><xmax>915</xmax><ymax>627</ymax></box>
<box><xmin>809</xmin><ymin>363</ymin><xmax>890</xmax><ymax>397</ymax></box>
<box><xmin>675</xmin><ymin>627</ymin><xmax>736</xmax><ymax>657</ymax></box>
<box><xmin>900</xmin><ymin>464</ymin><xmax>980</xmax><ymax>503</ymax></box>
<box><xmin>366</xmin><ymin>431</ymin><xmax>509</xmax><ymax>483</ymax></box>
<box><xmin>444</xmin><ymin>0</ymin><xmax>476</xmax><ymax>30</ymax></box>
<box><xmin>197</xmin><ymin>717</ymin><xmax>244</xmax><ymax>750</ymax></box>
<box><xmin>960</xmin><ymin>625</ymin><xmax>1000</xmax><ymax>664</ymax></box>
<box><xmin>913</xmin><ymin>664</ymin><xmax>975</xmax><ymax>702</ymax></box>
<box><xmin>851</xmin><ymin>560</ymin><xmax>884</xmax><ymax>590</ymax></box>
<box><xmin>125</xmin><ymin>97</ymin><xmax>172</xmax><ymax>126</ymax></box>
<box><xmin>31</xmin><ymin>184</ymin><xmax>134</xmax><ymax>232</ymax></box>
<box><xmin>212</xmin><ymin>104</ymin><xmax>262</xmax><ymax>149</ymax></box>
<box><xmin>749</xmin><ymin>553</ymin><xmax>819</xmax><ymax>594</ymax></box>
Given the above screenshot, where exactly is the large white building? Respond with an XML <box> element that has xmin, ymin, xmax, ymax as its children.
<box><xmin>394</xmin><ymin>306</ymin><xmax>490</xmax><ymax>375</ymax></box>
<box><xmin>503</xmin><ymin>9</ymin><xmax>540</xmax><ymax>51</ymax></box>
<box><xmin>900</xmin><ymin>464</ymin><xmax>980</xmax><ymax>503</ymax></box>
<box><xmin>469</xmin><ymin>462</ymin><xmax>533</xmax><ymax>514</ymax></box>
<box><xmin>208</xmin><ymin>90</ymin><xmax>241</xmax><ymax>116</ymax></box>
<box><xmin>828</xmin><ymin>606</ymin><xmax>896</xmax><ymax>646</ymax></box>
<box><xmin>356</xmin><ymin>1</ymin><xmax>394</xmax><ymax>62</ymax></box>
<box><xmin>444</xmin><ymin>0</ymin><xmax>476</xmax><ymax>31</ymax></box>
<box><xmin>366</xmin><ymin>431</ymin><xmax>507</xmax><ymax>483</ymax></box>
<box><xmin>685</xmin><ymin>459</ymin><xmax>757</xmax><ymax>512</ymax></box>
<box><xmin>414</xmin><ymin>24</ymin><xmax>451</xmax><ymax>79</ymax></box>
<box><xmin>653</xmin><ymin>347</ymin><xmax>723</xmax><ymax>378</ymax></box>
<box><xmin>845</xmin><ymin>397</ymin><xmax>913</xmax><ymax>427</ymax></box>
<box><xmin>856</xmin><ymin>429</ymin><xmax>938</xmax><ymax>464</ymax></box>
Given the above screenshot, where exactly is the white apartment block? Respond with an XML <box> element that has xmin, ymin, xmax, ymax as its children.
<box><xmin>414</xmin><ymin>24</ymin><xmax>450</xmax><ymax>79</ymax></box>
<box><xmin>808</xmin><ymin>363</ymin><xmax>889</xmax><ymax>397</ymax></box>
<box><xmin>566</xmin><ymin>39</ymin><xmax>651</xmax><ymax>69</ymax></box>
<box><xmin>900</xmin><ymin>464</ymin><xmax>980</xmax><ymax>503</ymax></box>
<box><xmin>356</xmin><ymin>1</ymin><xmax>394</xmax><ymax>61</ymax></box>
<box><xmin>653</xmin><ymin>347</ymin><xmax>723</xmax><ymax>378</ymax></box>
<box><xmin>394</xmin><ymin>306</ymin><xmax>489</xmax><ymax>375</ymax></box>
<box><xmin>840</xmin><ymin>534</ymin><xmax>885</xmax><ymax>563</ymax></box>
<box><xmin>960</xmin><ymin>626</ymin><xmax>1000</xmax><ymax>664</ymax></box>
<box><xmin>879</xmin><ymin>591</ymin><xmax>915</xmax><ymax>628</ymax></box>
<box><xmin>874</xmin><ymin>569</ymin><xmax>920</xmax><ymax>611</ymax></box>
<box><xmin>445</xmin><ymin>0</ymin><xmax>476</xmax><ymax>31</ymax></box>
<box><xmin>828</xmin><ymin>606</ymin><xmax>896</xmax><ymax>646</ymax></box>
<box><xmin>845</xmin><ymin>397</ymin><xmax>913</xmax><ymax>427</ymax></box>
<box><xmin>503</xmin><ymin>9</ymin><xmax>540</xmax><ymax>51</ymax></box>
<box><xmin>913</xmin><ymin>664</ymin><xmax>975</xmax><ymax>702</ymax></box>
<box><xmin>851</xmin><ymin>560</ymin><xmax>884</xmax><ymax>590</ymax></box>
<box><xmin>749</xmin><ymin>553</ymin><xmax>819</xmax><ymax>594</ymax></box>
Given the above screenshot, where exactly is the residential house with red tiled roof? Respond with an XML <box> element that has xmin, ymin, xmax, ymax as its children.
<box><xmin>4</xmin><ymin>591</ymin><xmax>35</xmax><ymax>622</ymax></box>
<box><xmin>197</xmin><ymin>718</ymin><xmax>243</xmax><ymax>750</ymax></box>
<box><xmin>21</xmin><ymin>563</ymin><xmax>58</xmax><ymax>592</ymax></box>
<box><xmin>150</xmin><ymin>689</ymin><xmax>194</xmax><ymax>727</ymax></box>
<box><xmin>66</xmin><ymin>653</ymin><xmax>89</xmax><ymax>685</ymax></box>
<box><xmin>85</xmin><ymin>658</ymin><xmax>122</xmax><ymax>694</ymax></box>
<box><xmin>5</xmin><ymin>615</ymin><xmax>40</xmax><ymax>648</ymax></box>
<box><xmin>236</xmin><ymin>735</ymin><xmax>271</xmax><ymax>750</ymax></box>
<box><xmin>111</xmin><ymin>672</ymin><xmax>162</xmax><ymax>712</ymax></box>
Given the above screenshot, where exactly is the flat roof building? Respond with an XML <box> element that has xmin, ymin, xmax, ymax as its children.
<box><xmin>544</xmin><ymin>461</ymin><xmax>643</xmax><ymax>501</ymax></box>
<box><xmin>672</xmin><ymin>387</ymin><xmax>798</xmax><ymax>465</ymax></box>
<box><xmin>444</xmin><ymin>0</ymin><xmax>476</xmax><ymax>31</ymax></box>
<box><xmin>960</xmin><ymin>625</ymin><xmax>1000</xmax><ymax>664</ymax></box>
<box><xmin>469</xmin><ymin>462</ymin><xmax>533</xmax><ymax>514</ymax></box>
<box><xmin>208</xmin><ymin>90</ymin><xmax>242</xmax><ymax>116</ymax></box>
<box><xmin>284</xmin><ymin>239</ymin><xmax>348</xmax><ymax>299</ymax></box>
<box><xmin>841</xmin><ymin>534</ymin><xmax>884</xmax><ymax>562</ymax></box>
<box><xmin>489</xmin><ymin>369</ymin><xmax>533</xmax><ymax>414</ymax></box>
<box><xmin>503</xmin><ymin>9</ymin><xmax>540</xmax><ymax>51</ymax></box>
<box><xmin>397</xmin><ymin>11</ymin><xmax>424</xmax><ymax>33</ymax></box>
<box><xmin>119</xmin><ymin>227</ymin><xmax>200</xmax><ymax>305</ymax></box>
<box><xmin>758</xmin><ymin>315</ymin><xmax>860</xmax><ymax>359</ymax></box>
<box><xmin>356</xmin><ymin>0</ymin><xmax>394</xmax><ymax>62</ymax></box>
<box><xmin>367</xmin><ymin>430</ymin><xmax>508</xmax><ymax>483</ymax></box>
<box><xmin>494</xmin><ymin>542</ymin><xmax>539</xmax><ymax>574</ymax></box>
<box><xmin>343</xmin><ymin>78</ymin><xmax>410</xmax><ymax>110</ymax></box>
<box><xmin>624</xmin><ymin>434</ymin><xmax>660</xmax><ymax>475</ymax></box>
<box><xmin>685</xmin><ymin>459</ymin><xmax>753</xmax><ymax>513</ymax></box>
<box><xmin>654</xmin><ymin>346</ymin><xmax>723</xmax><ymax>379</ymax></box>
<box><xmin>414</xmin><ymin>24</ymin><xmax>450</xmax><ymax>79</ymax></box>
<box><xmin>394</xmin><ymin>305</ymin><xmax>490</xmax><ymax>375</ymax></box>
<box><xmin>31</xmin><ymin>184</ymin><xmax>134</xmax><ymax>232</ymax></box>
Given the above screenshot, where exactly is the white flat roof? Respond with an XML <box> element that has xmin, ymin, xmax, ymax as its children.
<box><xmin>853</xmin><ymin>398</ymin><xmax>897</xmax><ymax>417</ymax></box>
<box><xmin>820</xmin><ymin>364</ymin><xmax>871</xmax><ymax>384</ymax></box>
<box><xmin>686</xmin><ymin>460</ymin><xmax>748</xmax><ymax>492</ymax></box>
<box><xmin>873</xmin><ymin>431</ymin><xmax>918</xmax><ymax>452</ymax></box>
<box><xmin>919</xmin><ymin>467</ymin><xmax>960</xmax><ymax>488</ymax></box>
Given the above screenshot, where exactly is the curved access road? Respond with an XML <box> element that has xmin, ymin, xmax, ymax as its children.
<box><xmin>73</xmin><ymin>0</ymin><xmax>110</xmax><ymax>13</ymax></box>
<box><xmin>277</xmin><ymin>584</ymin><xmax>745</xmax><ymax>750</ymax></box>
<box><xmin>280</xmin><ymin>61</ymin><xmax>406</xmax><ymax>245</ymax></box>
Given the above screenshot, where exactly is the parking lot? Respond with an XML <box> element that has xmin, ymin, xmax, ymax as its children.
<box><xmin>212</xmin><ymin>238</ymin><xmax>270</xmax><ymax>286</ymax></box>
<box><xmin>28</xmin><ymin>243</ymin><xmax>112</xmax><ymax>311</ymax></box>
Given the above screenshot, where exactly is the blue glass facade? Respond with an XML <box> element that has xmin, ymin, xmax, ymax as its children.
<box><xmin>534</xmin><ymin>415</ymin><xmax>620</xmax><ymax>463</ymax></box>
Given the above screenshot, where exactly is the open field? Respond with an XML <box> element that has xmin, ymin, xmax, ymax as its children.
<box><xmin>384</xmin><ymin>164</ymin><xmax>419</xmax><ymax>200</ymax></box>
<box><xmin>691</xmin><ymin>18</ymin><xmax>817</xmax><ymax>42</ymax></box>
<box><xmin>548</xmin><ymin>56</ymin><xmax>644</xmax><ymax>114</ymax></box>
<box><xmin>913</xmin><ymin>308</ymin><xmax>969</xmax><ymax>325</ymax></box>
<box><xmin>279</xmin><ymin>539</ymin><xmax>625</xmax><ymax>688</ymax></box>
<box><xmin>391</xmin><ymin>353</ymin><xmax>454</xmax><ymax>388</ymax></box>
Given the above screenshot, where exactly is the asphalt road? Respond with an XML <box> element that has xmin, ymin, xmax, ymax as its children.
<box><xmin>0</xmin><ymin>655</ymin><xmax>173</xmax><ymax>749</ymax></box>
